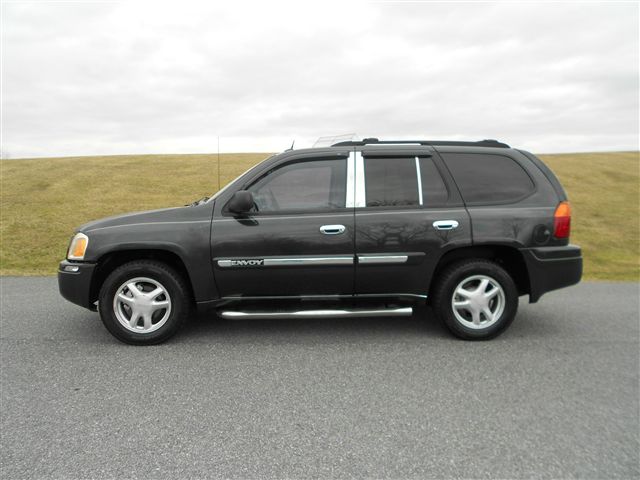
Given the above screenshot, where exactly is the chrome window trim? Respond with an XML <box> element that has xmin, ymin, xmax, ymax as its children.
<box><xmin>415</xmin><ymin>156</ymin><xmax>423</xmax><ymax>206</ymax></box>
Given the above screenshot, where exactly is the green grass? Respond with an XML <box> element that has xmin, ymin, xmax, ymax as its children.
<box><xmin>0</xmin><ymin>153</ymin><xmax>269</xmax><ymax>276</ymax></box>
<box><xmin>1</xmin><ymin>151</ymin><xmax>638</xmax><ymax>280</ymax></box>
<box><xmin>539</xmin><ymin>151</ymin><xmax>639</xmax><ymax>281</ymax></box>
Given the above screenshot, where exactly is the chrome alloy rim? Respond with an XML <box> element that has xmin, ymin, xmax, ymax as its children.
<box><xmin>113</xmin><ymin>277</ymin><xmax>172</xmax><ymax>333</ymax></box>
<box><xmin>451</xmin><ymin>275</ymin><xmax>505</xmax><ymax>330</ymax></box>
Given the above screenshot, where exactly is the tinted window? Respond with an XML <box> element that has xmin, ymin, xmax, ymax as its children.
<box><xmin>419</xmin><ymin>157</ymin><xmax>449</xmax><ymax>205</ymax></box>
<box><xmin>249</xmin><ymin>158</ymin><xmax>346</xmax><ymax>212</ymax></box>
<box><xmin>364</xmin><ymin>157</ymin><xmax>419</xmax><ymax>207</ymax></box>
<box><xmin>442</xmin><ymin>153</ymin><xmax>535</xmax><ymax>204</ymax></box>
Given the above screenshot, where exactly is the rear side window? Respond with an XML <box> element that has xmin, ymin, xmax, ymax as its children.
<box><xmin>364</xmin><ymin>157</ymin><xmax>419</xmax><ymax>207</ymax></box>
<box><xmin>442</xmin><ymin>153</ymin><xmax>535</xmax><ymax>204</ymax></box>
<box><xmin>419</xmin><ymin>157</ymin><xmax>449</xmax><ymax>205</ymax></box>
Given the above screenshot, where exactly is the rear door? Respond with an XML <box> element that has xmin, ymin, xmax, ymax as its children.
<box><xmin>211</xmin><ymin>152</ymin><xmax>355</xmax><ymax>298</ymax></box>
<box><xmin>354</xmin><ymin>147</ymin><xmax>471</xmax><ymax>297</ymax></box>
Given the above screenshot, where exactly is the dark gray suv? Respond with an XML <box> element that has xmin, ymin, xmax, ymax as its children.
<box><xmin>58</xmin><ymin>138</ymin><xmax>582</xmax><ymax>344</ymax></box>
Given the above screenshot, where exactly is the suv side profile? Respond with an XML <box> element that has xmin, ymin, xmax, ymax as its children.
<box><xmin>58</xmin><ymin>138</ymin><xmax>582</xmax><ymax>344</ymax></box>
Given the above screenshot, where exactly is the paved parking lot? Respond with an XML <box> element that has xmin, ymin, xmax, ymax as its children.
<box><xmin>1</xmin><ymin>278</ymin><xmax>638</xmax><ymax>479</ymax></box>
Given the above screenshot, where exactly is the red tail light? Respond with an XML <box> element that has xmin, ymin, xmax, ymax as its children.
<box><xmin>553</xmin><ymin>201</ymin><xmax>571</xmax><ymax>239</ymax></box>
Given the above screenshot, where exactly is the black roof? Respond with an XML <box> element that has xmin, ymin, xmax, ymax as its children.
<box><xmin>331</xmin><ymin>137</ymin><xmax>510</xmax><ymax>148</ymax></box>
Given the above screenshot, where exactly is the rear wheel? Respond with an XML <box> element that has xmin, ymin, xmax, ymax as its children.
<box><xmin>98</xmin><ymin>260</ymin><xmax>190</xmax><ymax>345</ymax></box>
<box><xmin>432</xmin><ymin>259</ymin><xmax>518</xmax><ymax>340</ymax></box>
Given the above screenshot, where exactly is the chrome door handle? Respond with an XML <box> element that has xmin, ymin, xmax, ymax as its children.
<box><xmin>320</xmin><ymin>224</ymin><xmax>346</xmax><ymax>235</ymax></box>
<box><xmin>433</xmin><ymin>220</ymin><xmax>459</xmax><ymax>231</ymax></box>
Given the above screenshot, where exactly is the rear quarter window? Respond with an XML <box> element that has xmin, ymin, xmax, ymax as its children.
<box><xmin>442</xmin><ymin>153</ymin><xmax>535</xmax><ymax>205</ymax></box>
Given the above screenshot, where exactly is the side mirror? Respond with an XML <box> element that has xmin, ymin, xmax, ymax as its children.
<box><xmin>227</xmin><ymin>190</ymin><xmax>254</xmax><ymax>214</ymax></box>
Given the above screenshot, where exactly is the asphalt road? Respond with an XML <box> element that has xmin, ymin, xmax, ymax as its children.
<box><xmin>1</xmin><ymin>278</ymin><xmax>638</xmax><ymax>479</ymax></box>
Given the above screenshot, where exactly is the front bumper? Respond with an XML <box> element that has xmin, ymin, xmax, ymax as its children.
<box><xmin>520</xmin><ymin>245</ymin><xmax>583</xmax><ymax>303</ymax></box>
<box><xmin>58</xmin><ymin>260</ymin><xmax>97</xmax><ymax>310</ymax></box>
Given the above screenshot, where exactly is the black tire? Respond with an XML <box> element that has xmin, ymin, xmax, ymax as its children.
<box><xmin>431</xmin><ymin>259</ymin><xmax>518</xmax><ymax>340</ymax></box>
<box><xmin>98</xmin><ymin>260</ymin><xmax>190</xmax><ymax>345</ymax></box>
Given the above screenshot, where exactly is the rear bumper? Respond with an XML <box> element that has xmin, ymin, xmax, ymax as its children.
<box><xmin>520</xmin><ymin>245</ymin><xmax>582</xmax><ymax>303</ymax></box>
<box><xmin>58</xmin><ymin>260</ymin><xmax>97</xmax><ymax>310</ymax></box>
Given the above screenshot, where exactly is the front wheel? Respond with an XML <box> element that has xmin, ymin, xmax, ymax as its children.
<box><xmin>432</xmin><ymin>259</ymin><xmax>518</xmax><ymax>340</ymax></box>
<box><xmin>98</xmin><ymin>260</ymin><xmax>190</xmax><ymax>345</ymax></box>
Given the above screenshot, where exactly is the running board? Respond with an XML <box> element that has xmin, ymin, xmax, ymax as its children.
<box><xmin>219</xmin><ymin>307</ymin><xmax>413</xmax><ymax>320</ymax></box>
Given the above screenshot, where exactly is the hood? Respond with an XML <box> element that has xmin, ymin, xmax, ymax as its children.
<box><xmin>77</xmin><ymin>205</ymin><xmax>207</xmax><ymax>233</ymax></box>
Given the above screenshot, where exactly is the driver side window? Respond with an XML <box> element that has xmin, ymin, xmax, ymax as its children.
<box><xmin>248</xmin><ymin>158</ymin><xmax>347</xmax><ymax>213</ymax></box>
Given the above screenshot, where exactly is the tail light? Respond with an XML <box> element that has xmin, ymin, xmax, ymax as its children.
<box><xmin>553</xmin><ymin>201</ymin><xmax>571</xmax><ymax>239</ymax></box>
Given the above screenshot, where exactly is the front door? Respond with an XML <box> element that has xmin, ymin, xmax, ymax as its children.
<box><xmin>211</xmin><ymin>153</ymin><xmax>355</xmax><ymax>298</ymax></box>
<box><xmin>354</xmin><ymin>147</ymin><xmax>471</xmax><ymax>297</ymax></box>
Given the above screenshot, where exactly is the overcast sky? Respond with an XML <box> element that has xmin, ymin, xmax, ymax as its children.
<box><xmin>1</xmin><ymin>1</ymin><xmax>638</xmax><ymax>158</ymax></box>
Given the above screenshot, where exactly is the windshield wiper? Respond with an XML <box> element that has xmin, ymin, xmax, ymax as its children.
<box><xmin>187</xmin><ymin>196</ymin><xmax>209</xmax><ymax>207</ymax></box>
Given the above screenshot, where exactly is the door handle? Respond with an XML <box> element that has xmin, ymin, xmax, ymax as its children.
<box><xmin>320</xmin><ymin>224</ymin><xmax>346</xmax><ymax>235</ymax></box>
<box><xmin>433</xmin><ymin>220</ymin><xmax>459</xmax><ymax>231</ymax></box>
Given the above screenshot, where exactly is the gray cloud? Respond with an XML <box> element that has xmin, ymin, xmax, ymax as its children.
<box><xmin>1</xmin><ymin>1</ymin><xmax>638</xmax><ymax>158</ymax></box>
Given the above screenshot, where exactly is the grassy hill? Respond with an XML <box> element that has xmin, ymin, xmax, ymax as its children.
<box><xmin>1</xmin><ymin>151</ymin><xmax>638</xmax><ymax>280</ymax></box>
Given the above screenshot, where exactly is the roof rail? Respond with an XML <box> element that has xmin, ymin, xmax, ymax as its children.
<box><xmin>331</xmin><ymin>137</ymin><xmax>510</xmax><ymax>148</ymax></box>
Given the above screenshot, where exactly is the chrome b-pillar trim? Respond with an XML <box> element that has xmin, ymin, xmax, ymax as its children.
<box><xmin>346</xmin><ymin>152</ymin><xmax>356</xmax><ymax>208</ymax></box>
<box><xmin>354</xmin><ymin>151</ymin><xmax>366</xmax><ymax>208</ymax></box>
<box><xmin>346</xmin><ymin>150</ymin><xmax>366</xmax><ymax>208</ymax></box>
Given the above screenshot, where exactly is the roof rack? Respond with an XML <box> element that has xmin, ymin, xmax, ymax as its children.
<box><xmin>331</xmin><ymin>137</ymin><xmax>510</xmax><ymax>148</ymax></box>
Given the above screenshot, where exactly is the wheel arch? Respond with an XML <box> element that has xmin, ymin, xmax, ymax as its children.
<box><xmin>89</xmin><ymin>248</ymin><xmax>195</xmax><ymax>306</ymax></box>
<box><xmin>428</xmin><ymin>245</ymin><xmax>530</xmax><ymax>301</ymax></box>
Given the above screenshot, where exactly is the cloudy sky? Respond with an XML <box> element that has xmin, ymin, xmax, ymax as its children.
<box><xmin>1</xmin><ymin>1</ymin><xmax>638</xmax><ymax>158</ymax></box>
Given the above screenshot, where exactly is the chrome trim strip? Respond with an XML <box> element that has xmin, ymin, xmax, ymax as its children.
<box><xmin>358</xmin><ymin>255</ymin><xmax>408</xmax><ymax>264</ymax></box>
<box><xmin>415</xmin><ymin>156</ymin><xmax>423</xmax><ymax>205</ymax></box>
<box><xmin>264</xmin><ymin>257</ymin><xmax>353</xmax><ymax>266</ymax></box>
<box><xmin>354</xmin><ymin>151</ymin><xmax>366</xmax><ymax>207</ymax></box>
<box><xmin>217</xmin><ymin>256</ymin><xmax>354</xmax><ymax>267</ymax></box>
<box><xmin>220</xmin><ymin>307</ymin><xmax>413</xmax><ymax>320</ymax></box>
<box><xmin>355</xmin><ymin>293</ymin><xmax>428</xmax><ymax>299</ymax></box>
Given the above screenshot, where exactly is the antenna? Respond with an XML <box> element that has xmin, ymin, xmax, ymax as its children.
<box><xmin>287</xmin><ymin>139</ymin><xmax>295</xmax><ymax>151</ymax></box>
<box><xmin>217</xmin><ymin>136</ymin><xmax>220</xmax><ymax>192</ymax></box>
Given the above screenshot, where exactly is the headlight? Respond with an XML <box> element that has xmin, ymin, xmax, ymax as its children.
<box><xmin>67</xmin><ymin>233</ymin><xmax>89</xmax><ymax>260</ymax></box>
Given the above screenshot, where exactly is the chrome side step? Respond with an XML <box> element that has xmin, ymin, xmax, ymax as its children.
<box><xmin>219</xmin><ymin>307</ymin><xmax>413</xmax><ymax>320</ymax></box>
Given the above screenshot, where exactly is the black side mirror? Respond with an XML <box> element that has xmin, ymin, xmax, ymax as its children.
<box><xmin>227</xmin><ymin>190</ymin><xmax>254</xmax><ymax>214</ymax></box>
